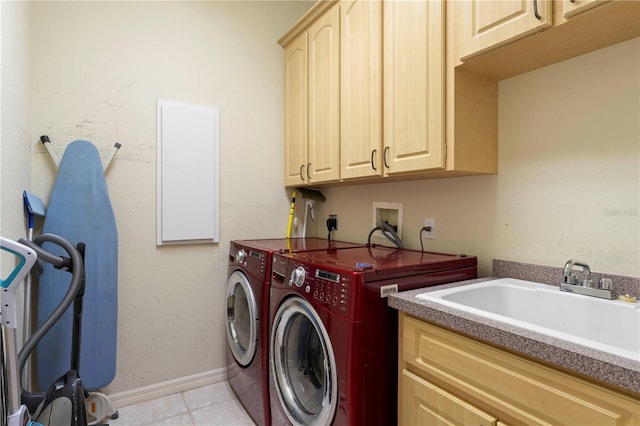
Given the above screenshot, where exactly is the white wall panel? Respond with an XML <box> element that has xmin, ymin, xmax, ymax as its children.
<box><xmin>157</xmin><ymin>100</ymin><xmax>219</xmax><ymax>245</ymax></box>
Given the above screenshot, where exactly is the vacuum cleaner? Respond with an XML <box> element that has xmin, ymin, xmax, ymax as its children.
<box><xmin>1</xmin><ymin>234</ymin><xmax>110</xmax><ymax>426</ymax></box>
<box><xmin>1</xmin><ymin>236</ymin><xmax>37</xmax><ymax>426</ymax></box>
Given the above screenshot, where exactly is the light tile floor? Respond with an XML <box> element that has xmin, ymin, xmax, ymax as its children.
<box><xmin>108</xmin><ymin>381</ymin><xmax>256</xmax><ymax>426</ymax></box>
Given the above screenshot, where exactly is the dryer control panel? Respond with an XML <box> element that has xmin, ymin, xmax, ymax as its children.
<box><xmin>282</xmin><ymin>259</ymin><xmax>358</xmax><ymax>319</ymax></box>
<box><xmin>229</xmin><ymin>243</ymin><xmax>266</xmax><ymax>278</ymax></box>
<box><xmin>312</xmin><ymin>269</ymin><xmax>349</xmax><ymax>313</ymax></box>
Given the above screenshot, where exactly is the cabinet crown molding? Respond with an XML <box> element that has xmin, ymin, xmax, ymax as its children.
<box><xmin>278</xmin><ymin>0</ymin><xmax>339</xmax><ymax>47</ymax></box>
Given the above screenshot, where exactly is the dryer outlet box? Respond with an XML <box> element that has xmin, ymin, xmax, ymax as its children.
<box><xmin>372</xmin><ymin>202</ymin><xmax>403</xmax><ymax>245</ymax></box>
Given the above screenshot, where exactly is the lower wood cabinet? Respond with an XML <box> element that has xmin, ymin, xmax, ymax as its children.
<box><xmin>399</xmin><ymin>313</ymin><xmax>640</xmax><ymax>425</ymax></box>
<box><xmin>402</xmin><ymin>369</ymin><xmax>499</xmax><ymax>426</ymax></box>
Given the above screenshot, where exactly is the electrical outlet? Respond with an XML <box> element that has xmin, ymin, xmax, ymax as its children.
<box><xmin>423</xmin><ymin>218</ymin><xmax>435</xmax><ymax>239</ymax></box>
<box><xmin>327</xmin><ymin>214</ymin><xmax>338</xmax><ymax>231</ymax></box>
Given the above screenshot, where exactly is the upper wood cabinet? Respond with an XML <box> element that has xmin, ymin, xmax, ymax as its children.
<box><xmin>383</xmin><ymin>0</ymin><xmax>445</xmax><ymax>175</ymax></box>
<box><xmin>281</xmin><ymin>2</ymin><xmax>340</xmax><ymax>187</ymax></box>
<box><xmin>456</xmin><ymin>0</ymin><xmax>639</xmax><ymax>80</ymax></box>
<box><xmin>340</xmin><ymin>0</ymin><xmax>448</xmax><ymax>180</ymax></box>
<box><xmin>340</xmin><ymin>0</ymin><xmax>383</xmax><ymax>180</ymax></box>
<box><xmin>280</xmin><ymin>0</ymin><xmax>637</xmax><ymax>188</ymax></box>
<box><xmin>281</xmin><ymin>0</ymin><xmax>497</xmax><ymax>188</ymax></box>
<box><xmin>283</xmin><ymin>33</ymin><xmax>308</xmax><ymax>187</ymax></box>
<box><xmin>307</xmin><ymin>5</ymin><xmax>340</xmax><ymax>184</ymax></box>
<box><xmin>458</xmin><ymin>0</ymin><xmax>552</xmax><ymax>60</ymax></box>
<box><xmin>562</xmin><ymin>0</ymin><xmax>610</xmax><ymax>18</ymax></box>
<box><xmin>339</xmin><ymin>0</ymin><xmax>495</xmax><ymax>183</ymax></box>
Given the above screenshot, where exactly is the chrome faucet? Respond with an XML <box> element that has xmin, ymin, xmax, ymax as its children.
<box><xmin>560</xmin><ymin>259</ymin><xmax>614</xmax><ymax>299</ymax></box>
<box><xmin>562</xmin><ymin>259</ymin><xmax>592</xmax><ymax>287</ymax></box>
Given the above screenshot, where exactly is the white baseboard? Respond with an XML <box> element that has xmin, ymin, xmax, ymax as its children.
<box><xmin>107</xmin><ymin>367</ymin><xmax>228</xmax><ymax>409</ymax></box>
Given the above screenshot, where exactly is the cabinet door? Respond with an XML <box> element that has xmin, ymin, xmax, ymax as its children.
<box><xmin>459</xmin><ymin>0</ymin><xmax>551</xmax><ymax>60</ymax></box>
<box><xmin>283</xmin><ymin>33</ymin><xmax>308</xmax><ymax>187</ymax></box>
<box><xmin>401</xmin><ymin>369</ymin><xmax>498</xmax><ymax>426</ymax></box>
<box><xmin>307</xmin><ymin>4</ymin><xmax>340</xmax><ymax>184</ymax></box>
<box><xmin>383</xmin><ymin>0</ymin><xmax>445</xmax><ymax>175</ymax></box>
<box><xmin>562</xmin><ymin>0</ymin><xmax>609</xmax><ymax>18</ymax></box>
<box><xmin>402</xmin><ymin>315</ymin><xmax>638</xmax><ymax>426</ymax></box>
<box><xmin>340</xmin><ymin>0</ymin><xmax>382</xmax><ymax>180</ymax></box>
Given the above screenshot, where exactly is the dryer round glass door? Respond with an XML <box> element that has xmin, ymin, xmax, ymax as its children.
<box><xmin>271</xmin><ymin>296</ymin><xmax>337</xmax><ymax>426</ymax></box>
<box><xmin>226</xmin><ymin>271</ymin><xmax>258</xmax><ymax>366</ymax></box>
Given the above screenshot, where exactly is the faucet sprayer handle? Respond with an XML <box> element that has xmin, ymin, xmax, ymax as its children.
<box><xmin>599</xmin><ymin>278</ymin><xmax>613</xmax><ymax>291</ymax></box>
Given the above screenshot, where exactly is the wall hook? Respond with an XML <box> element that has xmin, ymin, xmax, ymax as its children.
<box><xmin>40</xmin><ymin>135</ymin><xmax>121</xmax><ymax>173</ymax></box>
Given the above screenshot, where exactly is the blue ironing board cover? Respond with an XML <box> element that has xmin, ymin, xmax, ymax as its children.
<box><xmin>37</xmin><ymin>140</ymin><xmax>118</xmax><ymax>390</ymax></box>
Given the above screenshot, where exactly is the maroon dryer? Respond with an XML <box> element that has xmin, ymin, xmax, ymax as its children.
<box><xmin>268</xmin><ymin>245</ymin><xmax>477</xmax><ymax>425</ymax></box>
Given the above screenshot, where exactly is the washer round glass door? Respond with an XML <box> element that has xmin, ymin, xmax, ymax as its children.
<box><xmin>271</xmin><ymin>296</ymin><xmax>337</xmax><ymax>426</ymax></box>
<box><xmin>226</xmin><ymin>270</ymin><xmax>258</xmax><ymax>366</ymax></box>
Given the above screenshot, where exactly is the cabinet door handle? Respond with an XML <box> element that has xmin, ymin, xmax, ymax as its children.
<box><xmin>383</xmin><ymin>147</ymin><xmax>390</xmax><ymax>169</ymax></box>
<box><xmin>299</xmin><ymin>164</ymin><xmax>305</xmax><ymax>181</ymax></box>
<box><xmin>533</xmin><ymin>0</ymin><xmax>542</xmax><ymax>19</ymax></box>
<box><xmin>306</xmin><ymin>163</ymin><xmax>311</xmax><ymax>180</ymax></box>
<box><xmin>371</xmin><ymin>150</ymin><xmax>377</xmax><ymax>171</ymax></box>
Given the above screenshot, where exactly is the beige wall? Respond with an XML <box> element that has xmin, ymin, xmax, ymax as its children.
<box><xmin>5</xmin><ymin>0</ymin><xmax>638</xmax><ymax>398</ymax></box>
<box><xmin>27</xmin><ymin>1</ymin><xmax>311</xmax><ymax>394</ymax></box>
<box><xmin>1</xmin><ymin>1</ymin><xmax>32</xmax><ymax>348</ymax></box>
<box><xmin>315</xmin><ymin>37</ymin><xmax>640</xmax><ymax>278</ymax></box>
<box><xmin>1</xmin><ymin>1</ymin><xmax>31</xmax><ymax>239</ymax></box>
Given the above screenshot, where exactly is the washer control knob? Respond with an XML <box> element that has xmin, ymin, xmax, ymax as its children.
<box><xmin>236</xmin><ymin>249</ymin><xmax>247</xmax><ymax>264</ymax></box>
<box><xmin>305</xmin><ymin>285</ymin><xmax>311</xmax><ymax>293</ymax></box>
<box><xmin>290</xmin><ymin>266</ymin><xmax>306</xmax><ymax>288</ymax></box>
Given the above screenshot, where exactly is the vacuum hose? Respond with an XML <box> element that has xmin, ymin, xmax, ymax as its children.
<box><xmin>16</xmin><ymin>233</ymin><xmax>84</xmax><ymax>394</ymax></box>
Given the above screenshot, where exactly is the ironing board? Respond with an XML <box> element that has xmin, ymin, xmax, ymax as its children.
<box><xmin>37</xmin><ymin>140</ymin><xmax>118</xmax><ymax>391</ymax></box>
